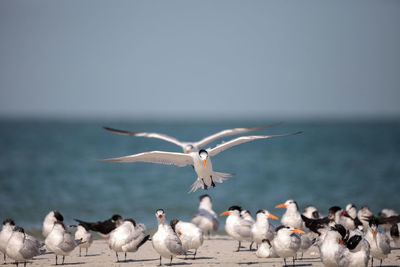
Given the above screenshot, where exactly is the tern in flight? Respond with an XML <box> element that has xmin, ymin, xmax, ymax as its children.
<box><xmin>102</xmin><ymin>131</ymin><xmax>302</xmax><ymax>193</ymax></box>
<box><xmin>104</xmin><ymin>124</ymin><xmax>279</xmax><ymax>153</ymax></box>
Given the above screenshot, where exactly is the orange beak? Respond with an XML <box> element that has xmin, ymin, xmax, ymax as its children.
<box><xmin>290</xmin><ymin>228</ymin><xmax>305</xmax><ymax>234</ymax></box>
<box><xmin>185</xmin><ymin>150</ymin><xmax>190</xmax><ymax>154</ymax></box>
<box><xmin>338</xmin><ymin>239</ymin><xmax>343</xmax><ymax>245</ymax></box>
<box><xmin>267</xmin><ymin>214</ymin><xmax>278</xmax><ymax>220</ymax></box>
<box><xmin>202</xmin><ymin>159</ymin><xmax>206</xmax><ymax>167</ymax></box>
<box><xmin>220</xmin><ymin>211</ymin><xmax>229</xmax><ymax>216</ymax></box>
<box><xmin>275</xmin><ymin>203</ymin><xmax>287</xmax><ymax>209</ymax></box>
<box><xmin>372</xmin><ymin>230</ymin><xmax>376</xmax><ymax>240</ymax></box>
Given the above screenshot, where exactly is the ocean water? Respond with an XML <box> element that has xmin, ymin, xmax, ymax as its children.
<box><xmin>0</xmin><ymin>119</ymin><xmax>399</xmax><ymax>231</ymax></box>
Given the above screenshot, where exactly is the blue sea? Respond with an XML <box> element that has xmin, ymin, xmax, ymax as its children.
<box><xmin>1</xmin><ymin>119</ymin><xmax>399</xmax><ymax>231</ymax></box>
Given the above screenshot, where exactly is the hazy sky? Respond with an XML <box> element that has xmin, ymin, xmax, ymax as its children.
<box><xmin>0</xmin><ymin>1</ymin><xmax>399</xmax><ymax>120</ymax></box>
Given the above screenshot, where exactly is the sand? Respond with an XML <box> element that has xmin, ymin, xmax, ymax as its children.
<box><xmin>7</xmin><ymin>235</ymin><xmax>400</xmax><ymax>267</ymax></box>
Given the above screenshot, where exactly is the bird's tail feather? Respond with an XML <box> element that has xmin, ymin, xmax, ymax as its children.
<box><xmin>189</xmin><ymin>179</ymin><xmax>204</xmax><ymax>193</ymax></box>
<box><xmin>212</xmin><ymin>171</ymin><xmax>233</xmax><ymax>183</ymax></box>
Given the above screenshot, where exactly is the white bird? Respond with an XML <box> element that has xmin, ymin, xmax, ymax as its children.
<box><xmin>357</xmin><ymin>206</ymin><xmax>373</xmax><ymax>229</ymax></box>
<box><xmin>340</xmin><ymin>204</ymin><xmax>358</xmax><ymax>230</ymax></box>
<box><xmin>0</xmin><ymin>219</ymin><xmax>15</xmax><ymax>264</ymax></box>
<box><xmin>256</xmin><ymin>239</ymin><xmax>279</xmax><ymax>258</ymax></box>
<box><xmin>220</xmin><ymin>206</ymin><xmax>253</xmax><ymax>251</ymax></box>
<box><xmin>152</xmin><ymin>209</ymin><xmax>184</xmax><ymax>266</ymax></box>
<box><xmin>104</xmin><ymin>124</ymin><xmax>277</xmax><ymax>153</ymax></box>
<box><xmin>275</xmin><ymin>199</ymin><xmax>304</xmax><ymax>229</ymax></box>
<box><xmin>108</xmin><ymin>218</ymin><xmax>150</xmax><ymax>262</ymax></box>
<box><xmin>191</xmin><ymin>194</ymin><xmax>219</xmax><ymax>238</ymax></box>
<box><xmin>319</xmin><ymin>224</ymin><xmax>347</xmax><ymax>267</ymax></box>
<box><xmin>74</xmin><ymin>224</ymin><xmax>93</xmax><ymax>257</ymax></box>
<box><xmin>103</xmin><ymin>132</ymin><xmax>301</xmax><ymax>193</ymax></box>
<box><xmin>364</xmin><ymin>218</ymin><xmax>391</xmax><ymax>267</ymax></box>
<box><xmin>241</xmin><ymin>210</ymin><xmax>255</xmax><ymax>224</ymax></box>
<box><xmin>45</xmin><ymin>221</ymin><xmax>82</xmax><ymax>265</ymax></box>
<box><xmin>42</xmin><ymin>210</ymin><xmax>64</xmax><ymax>238</ymax></box>
<box><xmin>170</xmin><ymin>219</ymin><xmax>204</xmax><ymax>259</ymax></box>
<box><xmin>251</xmin><ymin>210</ymin><xmax>278</xmax><ymax>246</ymax></box>
<box><xmin>391</xmin><ymin>223</ymin><xmax>400</xmax><ymax>248</ymax></box>
<box><xmin>5</xmin><ymin>226</ymin><xmax>45</xmax><ymax>267</ymax></box>
<box><xmin>339</xmin><ymin>230</ymin><xmax>370</xmax><ymax>267</ymax></box>
<box><xmin>272</xmin><ymin>225</ymin><xmax>304</xmax><ymax>266</ymax></box>
<box><xmin>302</xmin><ymin>206</ymin><xmax>321</xmax><ymax>219</ymax></box>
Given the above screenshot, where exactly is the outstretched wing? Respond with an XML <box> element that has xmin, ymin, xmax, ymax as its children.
<box><xmin>101</xmin><ymin>151</ymin><xmax>194</xmax><ymax>167</ymax></box>
<box><xmin>208</xmin><ymin>131</ymin><xmax>302</xmax><ymax>157</ymax></box>
<box><xmin>194</xmin><ymin>124</ymin><xmax>279</xmax><ymax>148</ymax></box>
<box><xmin>104</xmin><ymin>127</ymin><xmax>185</xmax><ymax>148</ymax></box>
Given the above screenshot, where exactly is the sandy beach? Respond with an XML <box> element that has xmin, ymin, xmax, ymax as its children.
<box><xmin>9</xmin><ymin>235</ymin><xmax>400</xmax><ymax>267</ymax></box>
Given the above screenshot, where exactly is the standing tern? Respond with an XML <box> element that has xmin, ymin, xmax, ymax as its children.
<box><xmin>256</xmin><ymin>239</ymin><xmax>279</xmax><ymax>258</ymax></box>
<box><xmin>45</xmin><ymin>221</ymin><xmax>83</xmax><ymax>265</ymax></box>
<box><xmin>365</xmin><ymin>217</ymin><xmax>391</xmax><ymax>267</ymax></box>
<box><xmin>104</xmin><ymin>124</ymin><xmax>278</xmax><ymax>153</ymax></box>
<box><xmin>108</xmin><ymin>218</ymin><xmax>150</xmax><ymax>262</ymax></box>
<box><xmin>74</xmin><ymin>224</ymin><xmax>93</xmax><ymax>257</ymax></box>
<box><xmin>152</xmin><ymin>209</ymin><xmax>184</xmax><ymax>266</ymax></box>
<box><xmin>251</xmin><ymin>210</ymin><xmax>278</xmax><ymax>246</ymax></box>
<box><xmin>319</xmin><ymin>224</ymin><xmax>347</xmax><ymax>267</ymax></box>
<box><xmin>191</xmin><ymin>194</ymin><xmax>219</xmax><ymax>238</ymax></box>
<box><xmin>272</xmin><ymin>225</ymin><xmax>305</xmax><ymax>266</ymax></box>
<box><xmin>170</xmin><ymin>219</ymin><xmax>204</xmax><ymax>259</ymax></box>
<box><xmin>220</xmin><ymin>206</ymin><xmax>253</xmax><ymax>251</ymax></box>
<box><xmin>42</xmin><ymin>211</ymin><xmax>64</xmax><ymax>238</ymax></box>
<box><xmin>275</xmin><ymin>199</ymin><xmax>304</xmax><ymax>229</ymax></box>
<box><xmin>0</xmin><ymin>219</ymin><xmax>15</xmax><ymax>264</ymax></box>
<box><xmin>5</xmin><ymin>226</ymin><xmax>45</xmax><ymax>267</ymax></box>
<box><xmin>103</xmin><ymin>132</ymin><xmax>302</xmax><ymax>193</ymax></box>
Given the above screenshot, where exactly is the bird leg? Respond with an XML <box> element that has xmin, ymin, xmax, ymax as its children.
<box><xmin>3</xmin><ymin>253</ymin><xmax>6</xmax><ymax>264</ymax></box>
<box><xmin>158</xmin><ymin>256</ymin><xmax>162</xmax><ymax>266</ymax></box>
<box><xmin>236</xmin><ymin>241</ymin><xmax>241</xmax><ymax>252</ymax></box>
<box><xmin>169</xmin><ymin>256</ymin><xmax>173</xmax><ymax>265</ymax></box>
<box><xmin>62</xmin><ymin>256</ymin><xmax>65</xmax><ymax>265</ymax></box>
<box><xmin>115</xmin><ymin>252</ymin><xmax>119</xmax><ymax>262</ymax></box>
<box><xmin>249</xmin><ymin>242</ymin><xmax>254</xmax><ymax>251</ymax></box>
<box><xmin>202</xmin><ymin>179</ymin><xmax>208</xmax><ymax>190</ymax></box>
<box><xmin>79</xmin><ymin>247</ymin><xmax>81</xmax><ymax>257</ymax></box>
<box><xmin>210</xmin><ymin>176</ymin><xmax>215</xmax><ymax>187</ymax></box>
<box><xmin>193</xmin><ymin>249</ymin><xmax>197</xmax><ymax>260</ymax></box>
<box><xmin>124</xmin><ymin>252</ymin><xmax>127</xmax><ymax>262</ymax></box>
<box><xmin>371</xmin><ymin>258</ymin><xmax>374</xmax><ymax>267</ymax></box>
<box><xmin>283</xmin><ymin>258</ymin><xmax>287</xmax><ymax>267</ymax></box>
<box><xmin>380</xmin><ymin>259</ymin><xmax>382</xmax><ymax>267</ymax></box>
<box><xmin>86</xmin><ymin>248</ymin><xmax>88</xmax><ymax>256</ymax></box>
<box><xmin>55</xmin><ymin>255</ymin><xmax>58</xmax><ymax>265</ymax></box>
<box><xmin>293</xmin><ymin>256</ymin><xmax>295</xmax><ymax>266</ymax></box>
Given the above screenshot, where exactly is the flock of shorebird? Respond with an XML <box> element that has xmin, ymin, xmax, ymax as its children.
<box><xmin>1</xmin><ymin>124</ymin><xmax>400</xmax><ymax>266</ymax></box>
<box><xmin>1</xmin><ymin>196</ymin><xmax>400</xmax><ymax>266</ymax></box>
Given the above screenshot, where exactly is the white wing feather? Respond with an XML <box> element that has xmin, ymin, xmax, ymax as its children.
<box><xmin>194</xmin><ymin>124</ymin><xmax>278</xmax><ymax>148</ymax></box>
<box><xmin>208</xmin><ymin>131</ymin><xmax>302</xmax><ymax>157</ymax></box>
<box><xmin>102</xmin><ymin>151</ymin><xmax>194</xmax><ymax>167</ymax></box>
<box><xmin>104</xmin><ymin>127</ymin><xmax>185</xmax><ymax>148</ymax></box>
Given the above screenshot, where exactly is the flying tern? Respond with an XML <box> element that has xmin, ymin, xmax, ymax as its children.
<box><xmin>104</xmin><ymin>124</ymin><xmax>278</xmax><ymax>153</ymax></box>
<box><xmin>103</xmin><ymin>131</ymin><xmax>302</xmax><ymax>193</ymax></box>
